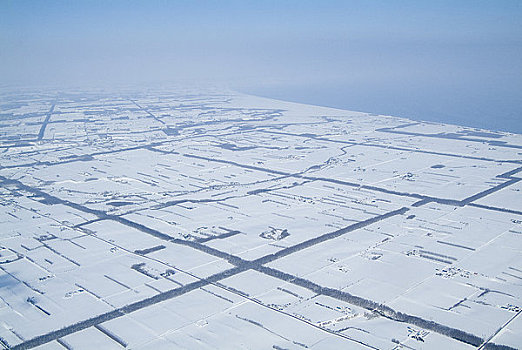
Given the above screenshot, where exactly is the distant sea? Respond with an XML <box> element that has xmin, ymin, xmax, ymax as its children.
<box><xmin>243</xmin><ymin>83</ymin><xmax>522</xmax><ymax>135</ymax></box>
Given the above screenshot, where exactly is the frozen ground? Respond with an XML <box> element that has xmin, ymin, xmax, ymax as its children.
<box><xmin>0</xmin><ymin>87</ymin><xmax>521</xmax><ymax>349</ymax></box>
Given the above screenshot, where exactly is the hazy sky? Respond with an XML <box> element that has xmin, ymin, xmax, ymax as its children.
<box><xmin>1</xmin><ymin>1</ymin><xmax>521</xmax><ymax>132</ymax></box>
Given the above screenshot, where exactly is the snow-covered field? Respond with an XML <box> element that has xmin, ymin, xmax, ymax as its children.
<box><xmin>0</xmin><ymin>87</ymin><xmax>521</xmax><ymax>349</ymax></box>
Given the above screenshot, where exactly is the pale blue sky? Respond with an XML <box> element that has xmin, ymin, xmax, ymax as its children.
<box><xmin>1</xmin><ymin>1</ymin><xmax>521</xmax><ymax>132</ymax></box>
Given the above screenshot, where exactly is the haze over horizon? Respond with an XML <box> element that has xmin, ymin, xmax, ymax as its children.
<box><xmin>2</xmin><ymin>0</ymin><xmax>521</xmax><ymax>133</ymax></box>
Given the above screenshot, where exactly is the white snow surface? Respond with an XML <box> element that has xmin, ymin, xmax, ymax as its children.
<box><xmin>0</xmin><ymin>87</ymin><xmax>521</xmax><ymax>349</ymax></box>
